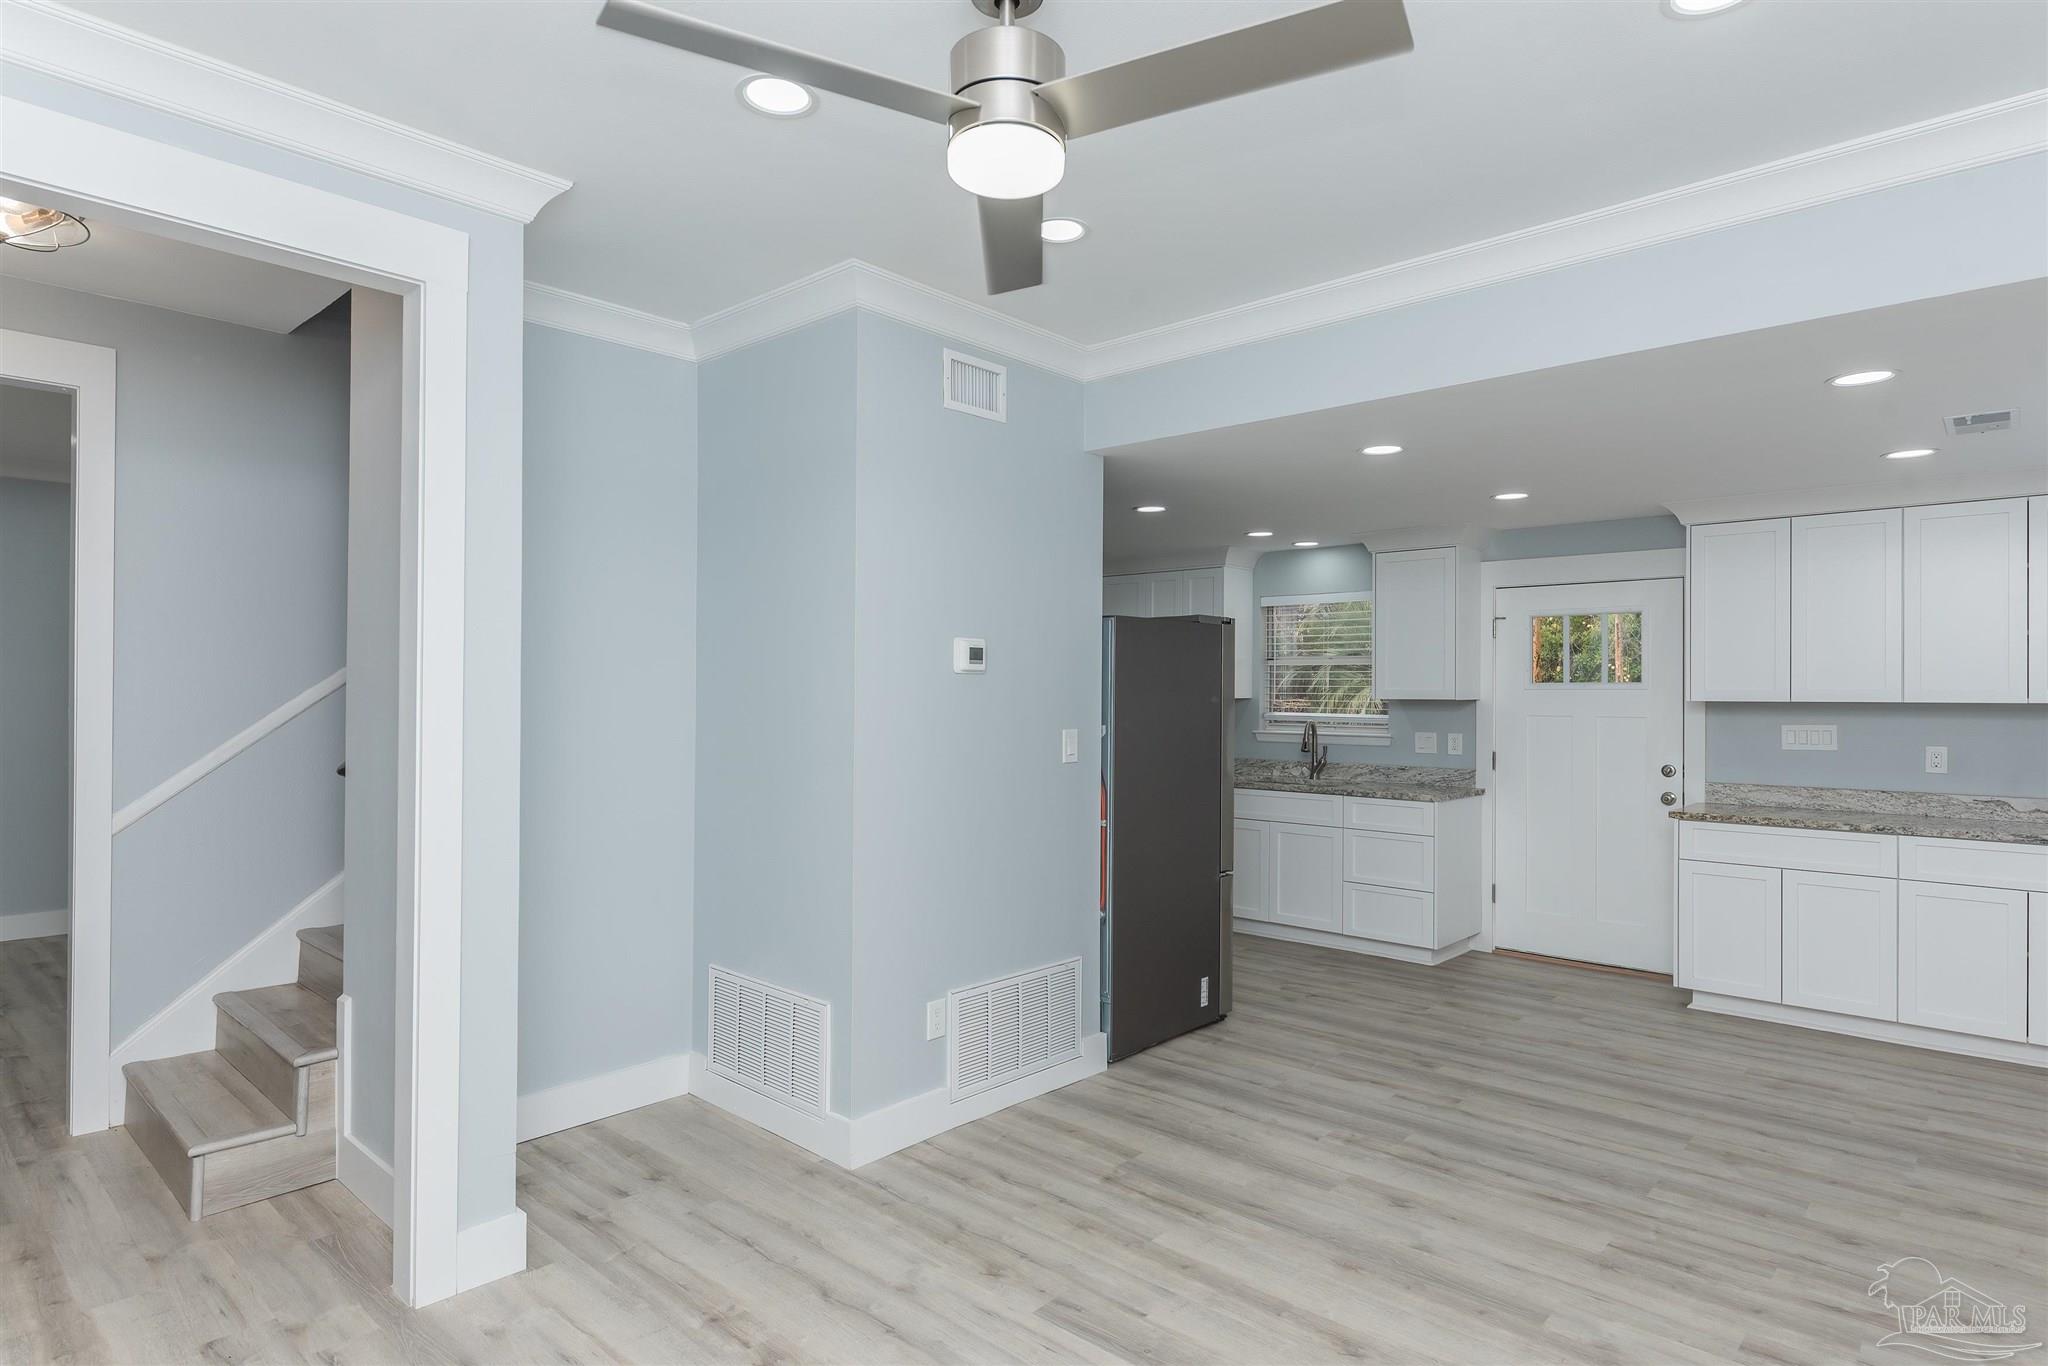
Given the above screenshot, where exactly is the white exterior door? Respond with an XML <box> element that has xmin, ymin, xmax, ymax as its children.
<box><xmin>1494</xmin><ymin>579</ymin><xmax>1685</xmax><ymax>971</ymax></box>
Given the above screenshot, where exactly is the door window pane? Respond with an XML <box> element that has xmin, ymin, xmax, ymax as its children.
<box><xmin>1607</xmin><ymin>611</ymin><xmax>1643</xmax><ymax>683</ymax></box>
<box><xmin>1530</xmin><ymin>615</ymin><xmax>1563</xmax><ymax>683</ymax></box>
<box><xmin>1567</xmin><ymin>614</ymin><xmax>1603</xmax><ymax>683</ymax></box>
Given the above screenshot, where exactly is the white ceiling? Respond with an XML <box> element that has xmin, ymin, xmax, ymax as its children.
<box><xmin>0</xmin><ymin>218</ymin><xmax>347</xmax><ymax>333</ymax></box>
<box><xmin>0</xmin><ymin>380</ymin><xmax>74</xmax><ymax>482</ymax></box>
<box><xmin>1100</xmin><ymin>281</ymin><xmax>2048</xmax><ymax>560</ymax></box>
<box><xmin>65</xmin><ymin>0</ymin><xmax>2048</xmax><ymax>343</ymax></box>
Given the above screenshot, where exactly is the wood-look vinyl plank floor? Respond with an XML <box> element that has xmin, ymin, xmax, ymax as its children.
<box><xmin>3</xmin><ymin>930</ymin><xmax>2042</xmax><ymax>1364</ymax></box>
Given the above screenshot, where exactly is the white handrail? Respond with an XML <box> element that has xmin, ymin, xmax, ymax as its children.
<box><xmin>112</xmin><ymin>668</ymin><xmax>345</xmax><ymax>834</ymax></box>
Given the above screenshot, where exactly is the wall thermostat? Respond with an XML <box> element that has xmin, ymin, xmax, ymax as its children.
<box><xmin>952</xmin><ymin>637</ymin><xmax>986</xmax><ymax>673</ymax></box>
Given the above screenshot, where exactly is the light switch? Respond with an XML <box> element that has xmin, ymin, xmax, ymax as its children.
<box><xmin>1061</xmin><ymin>728</ymin><xmax>1079</xmax><ymax>764</ymax></box>
<box><xmin>1447</xmin><ymin>734</ymin><xmax>1464</xmax><ymax>756</ymax></box>
<box><xmin>1781</xmin><ymin>724</ymin><xmax>1838</xmax><ymax>751</ymax></box>
<box><xmin>1414</xmin><ymin>732</ymin><xmax>1437</xmax><ymax>754</ymax></box>
<box><xmin>925</xmin><ymin>999</ymin><xmax>946</xmax><ymax>1041</ymax></box>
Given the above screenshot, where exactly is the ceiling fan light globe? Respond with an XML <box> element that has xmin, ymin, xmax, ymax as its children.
<box><xmin>947</xmin><ymin>122</ymin><xmax>1065</xmax><ymax>200</ymax></box>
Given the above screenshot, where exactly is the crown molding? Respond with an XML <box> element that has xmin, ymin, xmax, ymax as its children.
<box><xmin>1079</xmin><ymin>90</ymin><xmax>2048</xmax><ymax>380</ymax></box>
<box><xmin>524</xmin><ymin>283</ymin><xmax>695</xmax><ymax>360</ymax></box>
<box><xmin>0</xmin><ymin>0</ymin><xmax>571</xmax><ymax>223</ymax></box>
<box><xmin>1665</xmin><ymin>472</ymin><xmax>2048</xmax><ymax>527</ymax></box>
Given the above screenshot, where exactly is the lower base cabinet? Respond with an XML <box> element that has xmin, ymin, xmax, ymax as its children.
<box><xmin>1232</xmin><ymin>819</ymin><xmax>1270</xmax><ymax>922</ymax></box>
<box><xmin>1898</xmin><ymin>880</ymin><xmax>2028</xmax><ymax>1041</ymax></box>
<box><xmin>2033</xmin><ymin>893</ymin><xmax>2048</xmax><ymax>1046</ymax></box>
<box><xmin>1782</xmin><ymin>869</ymin><xmax>1897</xmax><ymax>1021</ymax></box>
<box><xmin>1677</xmin><ymin>860</ymin><xmax>1781</xmax><ymax>1001</ymax></box>
<box><xmin>1268</xmin><ymin>821</ymin><xmax>1342</xmax><ymax>932</ymax></box>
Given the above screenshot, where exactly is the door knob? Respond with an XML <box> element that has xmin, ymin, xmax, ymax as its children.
<box><xmin>1660</xmin><ymin>764</ymin><xmax>1677</xmax><ymax>778</ymax></box>
<box><xmin>1660</xmin><ymin>791</ymin><xmax>1678</xmax><ymax>806</ymax></box>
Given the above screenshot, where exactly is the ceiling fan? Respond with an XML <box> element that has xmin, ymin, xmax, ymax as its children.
<box><xmin>596</xmin><ymin>0</ymin><xmax>1414</xmax><ymax>295</ymax></box>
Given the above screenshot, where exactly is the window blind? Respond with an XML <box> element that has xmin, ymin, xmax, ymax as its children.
<box><xmin>1262</xmin><ymin>595</ymin><xmax>1386</xmax><ymax>727</ymax></box>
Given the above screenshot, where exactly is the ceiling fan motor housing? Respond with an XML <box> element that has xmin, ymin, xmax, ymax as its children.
<box><xmin>948</xmin><ymin>22</ymin><xmax>1067</xmax><ymax>143</ymax></box>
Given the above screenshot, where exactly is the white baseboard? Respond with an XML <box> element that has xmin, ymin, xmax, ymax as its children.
<box><xmin>1689</xmin><ymin>994</ymin><xmax>2048</xmax><ymax>1068</ymax></box>
<box><xmin>688</xmin><ymin>1033</ymin><xmax>1110</xmax><ymax>1170</ymax></box>
<box><xmin>107</xmin><ymin>873</ymin><xmax>343</xmax><ymax>1118</ymax></box>
<box><xmin>337</xmin><ymin>1130</ymin><xmax>395</xmax><ymax>1227</ymax></box>
<box><xmin>454</xmin><ymin>1208</ymin><xmax>528</xmax><ymax>1293</ymax></box>
<box><xmin>516</xmin><ymin>1054</ymin><xmax>691</xmax><ymax>1143</ymax></box>
<box><xmin>1235</xmin><ymin>917</ymin><xmax>1477</xmax><ymax>965</ymax></box>
<box><xmin>0</xmin><ymin>908</ymin><xmax>67</xmax><ymax>941</ymax></box>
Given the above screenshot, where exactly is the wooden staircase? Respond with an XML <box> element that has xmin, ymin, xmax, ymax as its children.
<box><xmin>124</xmin><ymin>925</ymin><xmax>343</xmax><ymax>1219</ymax></box>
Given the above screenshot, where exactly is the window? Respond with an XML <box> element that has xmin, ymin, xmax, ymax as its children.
<box><xmin>1529</xmin><ymin>611</ymin><xmax>1644</xmax><ymax>685</ymax></box>
<box><xmin>1261</xmin><ymin>592</ymin><xmax>1388</xmax><ymax>736</ymax></box>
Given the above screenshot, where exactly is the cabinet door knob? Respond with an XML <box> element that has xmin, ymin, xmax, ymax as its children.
<box><xmin>1660</xmin><ymin>791</ymin><xmax>1678</xmax><ymax>806</ymax></box>
<box><xmin>1660</xmin><ymin>764</ymin><xmax>1677</xmax><ymax>778</ymax></box>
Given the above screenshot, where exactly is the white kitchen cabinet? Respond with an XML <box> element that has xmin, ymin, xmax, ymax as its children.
<box><xmin>1145</xmin><ymin>571</ymin><xmax>1191</xmax><ymax>617</ymax></box>
<box><xmin>1374</xmin><ymin>546</ymin><xmax>1477</xmax><ymax>700</ymax></box>
<box><xmin>1231</xmin><ymin>819</ymin><xmax>1270</xmax><ymax>923</ymax></box>
<box><xmin>2029</xmin><ymin>892</ymin><xmax>2046</xmax><ymax>1046</ymax></box>
<box><xmin>1185</xmin><ymin>568</ymin><xmax>1223</xmax><ymax>615</ymax></box>
<box><xmin>2030</xmin><ymin>496</ymin><xmax>2046</xmax><ymax>703</ymax></box>
<box><xmin>1791</xmin><ymin>509</ymin><xmax>1901</xmax><ymax>702</ymax></box>
<box><xmin>1102</xmin><ymin>576</ymin><xmax>1145</xmax><ymax>617</ymax></box>
<box><xmin>1267</xmin><ymin>820</ymin><xmax>1343</xmax><ymax>932</ymax></box>
<box><xmin>1103</xmin><ymin>564</ymin><xmax>1257</xmax><ymax>699</ymax></box>
<box><xmin>1678</xmin><ymin>860</ymin><xmax>1782</xmax><ymax>1001</ymax></box>
<box><xmin>1688</xmin><ymin>518</ymin><xmax>1791</xmax><ymax>701</ymax></box>
<box><xmin>1898</xmin><ymin>879</ymin><xmax>2029</xmax><ymax>1040</ymax></box>
<box><xmin>1343</xmin><ymin>883</ymin><xmax>1433</xmax><ymax>947</ymax></box>
<box><xmin>1342</xmin><ymin>829</ymin><xmax>1433</xmax><ymax>893</ymax></box>
<box><xmin>1903</xmin><ymin>498</ymin><xmax>2030</xmax><ymax>703</ymax></box>
<box><xmin>1780</xmin><ymin>870</ymin><xmax>1897</xmax><ymax>1021</ymax></box>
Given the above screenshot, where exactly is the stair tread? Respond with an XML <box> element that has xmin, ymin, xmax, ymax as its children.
<box><xmin>214</xmin><ymin>984</ymin><xmax>337</xmax><ymax>1068</ymax></box>
<box><xmin>125</xmin><ymin>1050</ymin><xmax>296</xmax><ymax>1156</ymax></box>
<box><xmin>296</xmin><ymin>924</ymin><xmax>343</xmax><ymax>960</ymax></box>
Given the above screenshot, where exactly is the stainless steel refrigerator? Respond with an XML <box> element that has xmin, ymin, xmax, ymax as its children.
<box><xmin>1101</xmin><ymin>614</ymin><xmax>1234</xmax><ymax>1062</ymax></box>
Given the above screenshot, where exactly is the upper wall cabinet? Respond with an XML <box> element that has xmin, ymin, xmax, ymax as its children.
<box><xmin>2030</xmin><ymin>496</ymin><xmax>2046</xmax><ymax>704</ymax></box>
<box><xmin>1790</xmin><ymin>509</ymin><xmax>1901</xmax><ymax>702</ymax></box>
<box><xmin>1903</xmin><ymin>499</ymin><xmax>2029</xmax><ymax>703</ymax></box>
<box><xmin>1103</xmin><ymin>565</ymin><xmax>1255</xmax><ymax>699</ymax></box>
<box><xmin>1374</xmin><ymin>546</ymin><xmax>1478</xmax><ymax>700</ymax></box>
<box><xmin>1688</xmin><ymin>518</ymin><xmax>1791</xmax><ymax>701</ymax></box>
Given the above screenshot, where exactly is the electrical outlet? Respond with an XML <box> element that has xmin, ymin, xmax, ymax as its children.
<box><xmin>925</xmin><ymin>998</ymin><xmax>946</xmax><ymax>1041</ymax></box>
<box><xmin>1061</xmin><ymin>728</ymin><xmax>1079</xmax><ymax>764</ymax></box>
<box><xmin>1414</xmin><ymin>731</ymin><xmax>1438</xmax><ymax>754</ymax></box>
<box><xmin>1925</xmin><ymin>746</ymin><xmax>1949</xmax><ymax>775</ymax></box>
<box><xmin>1447</xmin><ymin>733</ymin><xmax>1464</xmax><ymax>756</ymax></box>
<box><xmin>1199</xmin><ymin>976</ymin><xmax>1210</xmax><ymax>1008</ymax></box>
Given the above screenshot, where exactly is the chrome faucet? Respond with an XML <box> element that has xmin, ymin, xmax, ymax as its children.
<box><xmin>1300</xmin><ymin>720</ymin><xmax>1329</xmax><ymax>780</ymax></box>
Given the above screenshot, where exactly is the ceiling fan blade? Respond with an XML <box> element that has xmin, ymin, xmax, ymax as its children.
<box><xmin>596</xmin><ymin>0</ymin><xmax>976</xmax><ymax>125</ymax></box>
<box><xmin>1035</xmin><ymin>0</ymin><xmax>1413</xmax><ymax>140</ymax></box>
<box><xmin>978</xmin><ymin>196</ymin><xmax>1044</xmax><ymax>295</ymax></box>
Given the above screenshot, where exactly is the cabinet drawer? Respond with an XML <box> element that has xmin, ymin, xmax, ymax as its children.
<box><xmin>1896</xmin><ymin>836</ymin><xmax>2048</xmax><ymax>894</ymax></box>
<box><xmin>1235</xmin><ymin>789</ymin><xmax>1342</xmax><ymax>827</ymax></box>
<box><xmin>1343</xmin><ymin>884</ymin><xmax>1434</xmax><ymax>948</ymax></box>
<box><xmin>1678</xmin><ymin>822</ymin><xmax>1896</xmax><ymax>878</ymax></box>
<box><xmin>1344</xmin><ymin>797</ymin><xmax>1434</xmax><ymax>836</ymax></box>
<box><xmin>1343</xmin><ymin>830</ymin><xmax>1433</xmax><ymax>892</ymax></box>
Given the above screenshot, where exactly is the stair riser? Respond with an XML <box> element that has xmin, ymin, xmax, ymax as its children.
<box><xmin>217</xmin><ymin>1011</ymin><xmax>306</xmax><ymax>1132</ymax></box>
<box><xmin>124</xmin><ymin>1083</ymin><xmax>203</xmax><ymax>1219</ymax></box>
<box><xmin>199</xmin><ymin>1071</ymin><xmax>334</xmax><ymax>1217</ymax></box>
<box><xmin>297</xmin><ymin>939</ymin><xmax>342</xmax><ymax>1002</ymax></box>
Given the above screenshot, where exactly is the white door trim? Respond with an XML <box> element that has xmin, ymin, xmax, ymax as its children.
<box><xmin>0</xmin><ymin>327</ymin><xmax>114</xmax><ymax>1139</ymax></box>
<box><xmin>1475</xmin><ymin>550</ymin><xmax>1702</xmax><ymax>953</ymax></box>
<box><xmin>2</xmin><ymin>96</ymin><xmax>474</xmax><ymax>1307</ymax></box>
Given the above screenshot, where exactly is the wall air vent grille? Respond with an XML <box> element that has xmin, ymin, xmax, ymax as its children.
<box><xmin>942</xmin><ymin>348</ymin><xmax>1007</xmax><ymax>422</ymax></box>
<box><xmin>1945</xmin><ymin>409</ymin><xmax>2015</xmax><ymax>435</ymax></box>
<box><xmin>707</xmin><ymin>966</ymin><xmax>829</xmax><ymax>1115</ymax></box>
<box><xmin>949</xmin><ymin>957</ymin><xmax>1081</xmax><ymax>1101</ymax></box>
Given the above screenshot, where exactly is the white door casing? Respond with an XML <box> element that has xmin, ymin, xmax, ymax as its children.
<box><xmin>1494</xmin><ymin>579</ymin><xmax>1684</xmax><ymax>972</ymax></box>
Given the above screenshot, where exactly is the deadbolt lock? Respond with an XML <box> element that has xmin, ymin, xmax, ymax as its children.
<box><xmin>1660</xmin><ymin>791</ymin><xmax>1678</xmax><ymax>806</ymax></box>
<box><xmin>1660</xmin><ymin>764</ymin><xmax>1677</xmax><ymax>778</ymax></box>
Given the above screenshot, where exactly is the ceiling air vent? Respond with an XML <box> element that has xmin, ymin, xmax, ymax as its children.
<box><xmin>708</xmin><ymin>966</ymin><xmax>829</xmax><ymax>1115</ymax></box>
<box><xmin>949</xmin><ymin>957</ymin><xmax>1081</xmax><ymax>1101</ymax></box>
<box><xmin>1945</xmin><ymin>409</ymin><xmax>2016</xmax><ymax>436</ymax></box>
<box><xmin>942</xmin><ymin>348</ymin><xmax>1007</xmax><ymax>422</ymax></box>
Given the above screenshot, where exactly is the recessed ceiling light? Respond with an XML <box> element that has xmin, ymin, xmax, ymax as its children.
<box><xmin>1040</xmin><ymin>218</ymin><xmax>1087</xmax><ymax>244</ymax></box>
<box><xmin>1360</xmin><ymin>444</ymin><xmax>1403</xmax><ymax>456</ymax></box>
<box><xmin>1134</xmin><ymin>504</ymin><xmax>1166</xmax><ymax>513</ymax></box>
<box><xmin>1493</xmin><ymin>491</ymin><xmax>1530</xmax><ymax>501</ymax></box>
<box><xmin>1666</xmin><ymin>0</ymin><xmax>1747</xmax><ymax>14</ymax></box>
<box><xmin>1247</xmin><ymin>530</ymin><xmax>1274</xmax><ymax>538</ymax></box>
<box><xmin>738</xmin><ymin>75</ymin><xmax>815</xmax><ymax>118</ymax></box>
<box><xmin>1293</xmin><ymin>541</ymin><xmax>1320</xmax><ymax>548</ymax></box>
<box><xmin>1882</xmin><ymin>448</ymin><xmax>1936</xmax><ymax>460</ymax></box>
<box><xmin>1829</xmin><ymin>369</ymin><xmax>1897</xmax><ymax>388</ymax></box>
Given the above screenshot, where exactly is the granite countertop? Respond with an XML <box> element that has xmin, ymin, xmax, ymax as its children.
<box><xmin>1234</xmin><ymin>759</ymin><xmax>1483</xmax><ymax>803</ymax></box>
<box><xmin>1669</xmin><ymin>783</ymin><xmax>2048</xmax><ymax>846</ymax></box>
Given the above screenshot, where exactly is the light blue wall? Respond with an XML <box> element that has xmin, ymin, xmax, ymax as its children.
<box><xmin>0</xmin><ymin>281</ymin><xmax>349</xmax><ymax>1039</ymax></box>
<box><xmin>1483</xmin><ymin>515</ymin><xmax>1684</xmax><ymax>561</ymax></box>
<box><xmin>847</xmin><ymin>312</ymin><xmax>1098</xmax><ymax>1117</ymax></box>
<box><xmin>1234</xmin><ymin>543</ymin><xmax>1476</xmax><ymax>768</ymax></box>
<box><xmin>696</xmin><ymin>312</ymin><xmax>860</xmax><ymax>1113</ymax></box>
<box><xmin>0</xmin><ymin>475</ymin><xmax>71</xmax><ymax>925</ymax></box>
<box><xmin>521</xmin><ymin>323</ymin><xmax>698</xmax><ymax>1096</ymax></box>
<box><xmin>1085</xmin><ymin>154</ymin><xmax>2048</xmax><ymax>451</ymax></box>
<box><xmin>1707</xmin><ymin>704</ymin><xmax>2048</xmax><ymax>798</ymax></box>
<box><xmin>11</xmin><ymin>68</ymin><xmax>529</xmax><ymax>1231</ymax></box>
